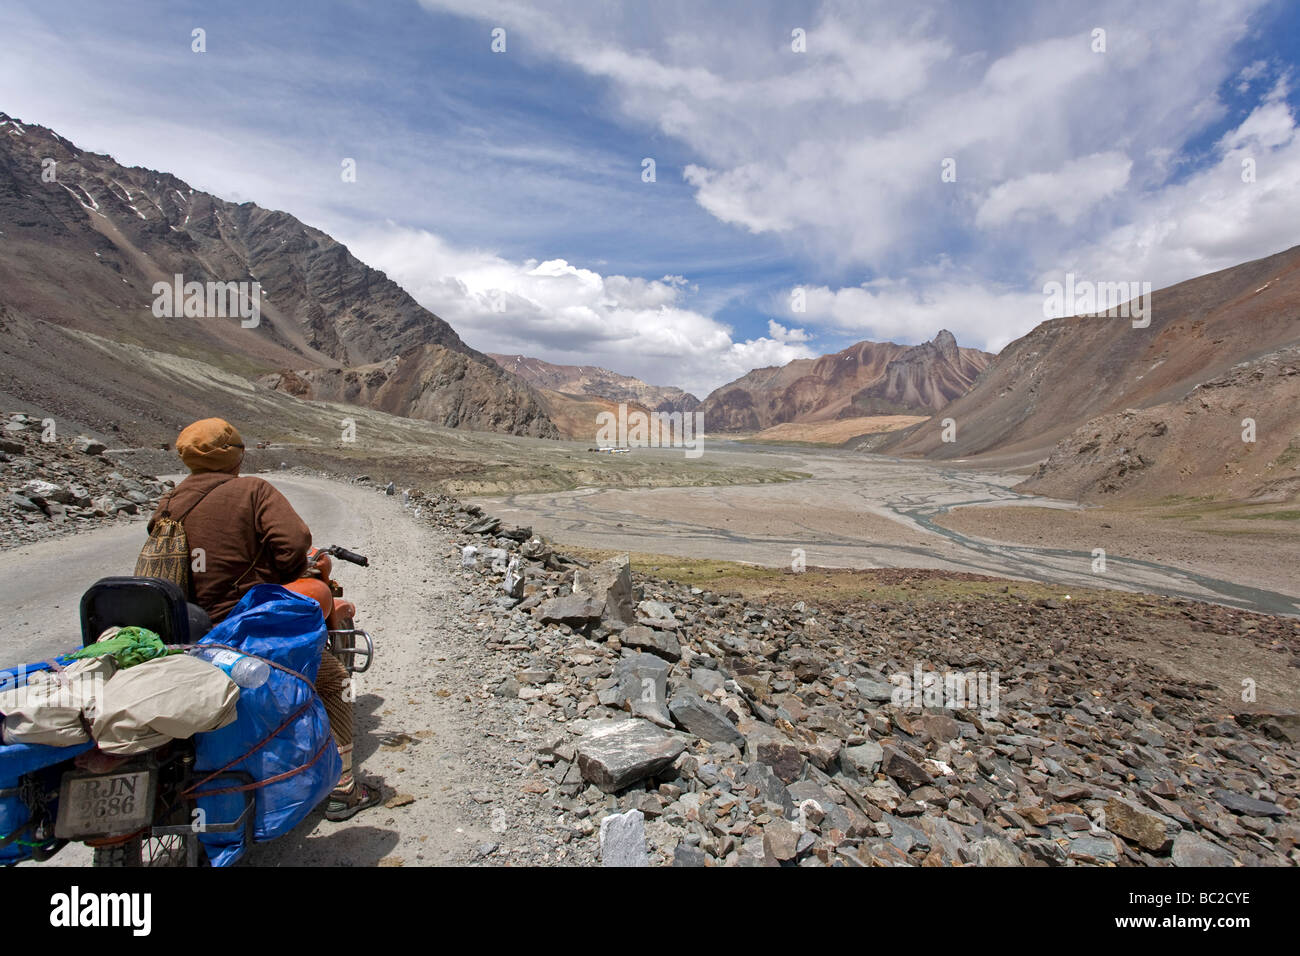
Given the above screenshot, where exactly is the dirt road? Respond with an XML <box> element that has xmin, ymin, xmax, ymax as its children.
<box><xmin>7</xmin><ymin>474</ymin><xmax>554</xmax><ymax>867</ymax></box>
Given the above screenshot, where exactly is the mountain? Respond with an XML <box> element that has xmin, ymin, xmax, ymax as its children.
<box><xmin>489</xmin><ymin>354</ymin><xmax>700</xmax><ymax>412</ymax></box>
<box><xmin>880</xmin><ymin>245</ymin><xmax>1300</xmax><ymax>465</ymax></box>
<box><xmin>1016</xmin><ymin>344</ymin><xmax>1300</xmax><ymax>503</ymax></box>
<box><xmin>487</xmin><ymin>354</ymin><xmax>699</xmax><ymax>440</ymax></box>
<box><xmin>698</xmin><ymin>331</ymin><xmax>992</xmax><ymax>433</ymax></box>
<box><xmin>0</xmin><ymin>112</ymin><xmax>557</xmax><ymax>438</ymax></box>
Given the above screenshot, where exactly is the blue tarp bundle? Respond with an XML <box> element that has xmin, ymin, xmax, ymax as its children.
<box><xmin>0</xmin><ymin>738</ymin><xmax>92</xmax><ymax>865</ymax></box>
<box><xmin>0</xmin><ymin>658</ymin><xmax>92</xmax><ymax>865</ymax></box>
<box><xmin>191</xmin><ymin>584</ymin><xmax>341</xmax><ymax>867</ymax></box>
<box><xmin>0</xmin><ymin>584</ymin><xmax>339</xmax><ymax>867</ymax></box>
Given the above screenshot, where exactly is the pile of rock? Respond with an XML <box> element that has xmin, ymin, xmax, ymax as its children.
<box><xmin>409</xmin><ymin>487</ymin><xmax>1300</xmax><ymax>866</ymax></box>
<box><xmin>1</xmin><ymin>413</ymin><xmax>172</xmax><ymax>547</ymax></box>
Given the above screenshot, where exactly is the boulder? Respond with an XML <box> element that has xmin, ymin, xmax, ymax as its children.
<box><xmin>462</xmin><ymin>515</ymin><xmax>501</xmax><ymax>535</ymax></box>
<box><xmin>636</xmin><ymin>599</ymin><xmax>679</xmax><ymax>628</ymax></box>
<box><xmin>668</xmin><ymin>692</ymin><xmax>744</xmax><ymax>747</ymax></box>
<box><xmin>1171</xmin><ymin>832</ymin><xmax>1236</xmax><ymax>867</ymax></box>
<box><xmin>856</xmin><ymin>677</ymin><xmax>896</xmax><ymax>702</ymax></box>
<box><xmin>575</xmin><ymin>719</ymin><xmax>688</xmax><ymax>793</ymax></box>
<box><xmin>971</xmin><ymin>836</ymin><xmax>1024</xmax><ymax>867</ymax></box>
<box><xmin>1067</xmin><ymin>835</ymin><xmax>1120</xmax><ymax>865</ymax></box>
<box><xmin>754</xmin><ymin>737</ymin><xmax>806</xmax><ymax>784</ymax></box>
<box><xmin>672</xmin><ymin>844</ymin><xmax>707</xmax><ymax>867</ymax></box>
<box><xmin>612</xmin><ymin>653</ymin><xmax>672</xmax><ymax>726</ymax></box>
<box><xmin>691</xmin><ymin>667</ymin><xmax>726</xmax><ymax>694</ymax></box>
<box><xmin>7</xmin><ymin>493</ymin><xmax>41</xmax><ymax>513</ymax></box>
<box><xmin>743</xmin><ymin>761</ymin><xmax>795</xmax><ymax>816</ymax></box>
<box><xmin>23</xmin><ymin>479</ymin><xmax>70</xmax><ymax>504</ymax></box>
<box><xmin>763</xmin><ymin>820</ymin><xmax>801</xmax><ymax>862</ymax></box>
<box><xmin>519</xmin><ymin>535</ymin><xmax>551</xmax><ymax>560</ymax></box>
<box><xmin>1234</xmin><ymin>709</ymin><xmax>1300</xmax><ymax>744</ymax></box>
<box><xmin>573</xmin><ymin>554</ymin><xmax>635</xmax><ymax>625</ymax></box>
<box><xmin>841</xmin><ymin>740</ymin><xmax>884</xmax><ymax>781</ymax></box>
<box><xmin>880</xmin><ymin>745</ymin><xmax>933</xmax><ymax>790</ymax></box>
<box><xmin>537</xmin><ymin>594</ymin><xmax>604</xmax><ymax>626</ymax></box>
<box><xmin>619</xmin><ymin>624</ymin><xmax>681</xmax><ymax>662</ymax></box>
<box><xmin>599</xmin><ymin>809</ymin><xmax>649</xmax><ymax>866</ymax></box>
<box><xmin>1104</xmin><ymin>796</ymin><xmax>1180</xmax><ymax>853</ymax></box>
<box><xmin>1212</xmin><ymin>789</ymin><xmax>1286</xmax><ymax>818</ymax></box>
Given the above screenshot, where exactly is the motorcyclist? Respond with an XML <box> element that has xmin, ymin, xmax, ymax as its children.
<box><xmin>148</xmin><ymin>417</ymin><xmax>381</xmax><ymax>821</ymax></box>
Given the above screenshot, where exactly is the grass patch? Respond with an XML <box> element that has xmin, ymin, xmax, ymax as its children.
<box><xmin>562</xmin><ymin>546</ymin><xmax>1148</xmax><ymax>610</ymax></box>
<box><xmin>1229</xmin><ymin>510</ymin><xmax>1300</xmax><ymax>521</ymax></box>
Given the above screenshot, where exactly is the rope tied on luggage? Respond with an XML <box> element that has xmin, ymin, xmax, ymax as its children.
<box><xmin>180</xmin><ymin>643</ymin><xmax>330</xmax><ymax>799</ymax></box>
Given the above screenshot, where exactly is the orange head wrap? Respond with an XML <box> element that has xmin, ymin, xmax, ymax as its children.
<box><xmin>176</xmin><ymin>418</ymin><xmax>245</xmax><ymax>474</ymax></box>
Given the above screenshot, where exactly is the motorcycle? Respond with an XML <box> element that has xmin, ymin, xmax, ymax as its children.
<box><xmin>3</xmin><ymin>545</ymin><xmax>372</xmax><ymax>868</ymax></box>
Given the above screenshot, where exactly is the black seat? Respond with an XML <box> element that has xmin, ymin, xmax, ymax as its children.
<box><xmin>79</xmin><ymin>577</ymin><xmax>212</xmax><ymax>647</ymax></box>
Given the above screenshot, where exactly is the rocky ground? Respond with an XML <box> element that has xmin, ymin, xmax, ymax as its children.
<box><xmin>7</xmin><ymin>448</ymin><xmax>1297</xmax><ymax>867</ymax></box>
<box><xmin>418</xmin><ymin>486</ymin><xmax>1299</xmax><ymax>867</ymax></box>
<box><xmin>1</xmin><ymin>411</ymin><xmax>172</xmax><ymax>547</ymax></box>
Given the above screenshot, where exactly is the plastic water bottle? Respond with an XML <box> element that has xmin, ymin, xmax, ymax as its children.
<box><xmin>191</xmin><ymin>647</ymin><xmax>270</xmax><ymax>689</ymax></box>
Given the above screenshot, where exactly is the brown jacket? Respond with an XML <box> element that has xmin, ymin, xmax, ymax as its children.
<box><xmin>148</xmin><ymin>473</ymin><xmax>312</xmax><ymax>621</ymax></box>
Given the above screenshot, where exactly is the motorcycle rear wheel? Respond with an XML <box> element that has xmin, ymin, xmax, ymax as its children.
<box><xmin>92</xmin><ymin>833</ymin><xmax>195</xmax><ymax>867</ymax></box>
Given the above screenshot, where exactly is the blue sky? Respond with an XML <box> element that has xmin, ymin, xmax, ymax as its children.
<box><xmin>2</xmin><ymin>0</ymin><xmax>1297</xmax><ymax>397</ymax></box>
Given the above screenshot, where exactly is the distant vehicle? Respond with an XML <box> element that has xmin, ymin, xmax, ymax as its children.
<box><xmin>587</xmin><ymin>446</ymin><xmax>631</xmax><ymax>454</ymax></box>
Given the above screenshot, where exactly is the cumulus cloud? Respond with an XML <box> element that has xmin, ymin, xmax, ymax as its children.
<box><xmin>795</xmin><ymin>86</ymin><xmax>1300</xmax><ymax>347</ymax></box>
<box><xmin>783</xmin><ymin>280</ymin><xmax>1044</xmax><ymax>356</ymax></box>
<box><xmin>767</xmin><ymin>320</ymin><xmax>811</xmax><ymax>343</ymax></box>
<box><xmin>345</xmin><ymin>226</ymin><xmax>815</xmax><ymax>397</ymax></box>
<box><xmin>1063</xmin><ymin>79</ymin><xmax>1299</xmax><ymax>286</ymax></box>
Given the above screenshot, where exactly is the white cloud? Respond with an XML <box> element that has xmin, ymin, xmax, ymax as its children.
<box><xmin>975</xmin><ymin>152</ymin><xmax>1132</xmax><ymax>228</ymax></box>
<box><xmin>784</xmin><ymin>281</ymin><xmax>1042</xmax><ymax>356</ymax></box>
<box><xmin>344</xmin><ymin>226</ymin><xmax>814</xmax><ymax>397</ymax></box>
<box><xmin>1065</xmin><ymin>81</ymin><xmax>1299</xmax><ymax>286</ymax></box>
<box><xmin>767</xmin><ymin>319</ymin><xmax>810</xmax><ymax>343</ymax></box>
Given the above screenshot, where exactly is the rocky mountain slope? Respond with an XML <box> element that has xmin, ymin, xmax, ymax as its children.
<box><xmin>881</xmin><ymin>245</ymin><xmax>1300</xmax><ymax>463</ymax></box>
<box><xmin>699</xmin><ymin>332</ymin><xmax>991</xmax><ymax>433</ymax></box>
<box><xmin>1017</xmin><ymin>345</ymin><xmax>1300</xmax><ymax>503</ymax></box>
<box><xmin>0</xmin><ymin>112</ymin><xmax>556</xmax><ymax>438</ymax></box>
<box><xmin>487</xmin><ymin>354</ymin><xmax>700</xmax><ymax>440</ymax></box>
<box><xmin>1</xmin><ymin>412</ymin><xmax>172</xmax><ymax>547</ymax></box>
<box><xmin>490</xmin><ymin>354</ymin><xmax>700</xmax><ymax>413</ymax></box>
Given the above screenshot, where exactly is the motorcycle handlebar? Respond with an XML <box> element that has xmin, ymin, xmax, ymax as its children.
<box><xmin>320</xmin><ymin>545</ymin><xmax>369</xmax><ymax>567</ymax></box>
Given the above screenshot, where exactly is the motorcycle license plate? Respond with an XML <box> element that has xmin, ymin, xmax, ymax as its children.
<box><xmin>55</xmin><ymin>769</ymin><xmax>156</xmax><ymax>839</ymax></box>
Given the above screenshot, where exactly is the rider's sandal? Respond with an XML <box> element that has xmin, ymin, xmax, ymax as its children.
<box><xmin>324</xmin><ymin>780</ymin><xmax>384</xmax><ymax>822</ymax></box>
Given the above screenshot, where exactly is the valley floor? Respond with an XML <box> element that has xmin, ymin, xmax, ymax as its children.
<box><xmin>475</xmin><ymin>443</ymin><xmax>1300</xmax><ymax>617</ymax></box>
<box><xmin>934</xmin><ymin>501</ymin><xmax>1300</xmax><ymax>604</ymax></box>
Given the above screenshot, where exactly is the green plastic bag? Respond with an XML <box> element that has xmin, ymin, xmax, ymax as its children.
<box><xmin>68</xmin><ymin>626</ymin><xmax>176</xmax><ymax>669</ymax></box>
